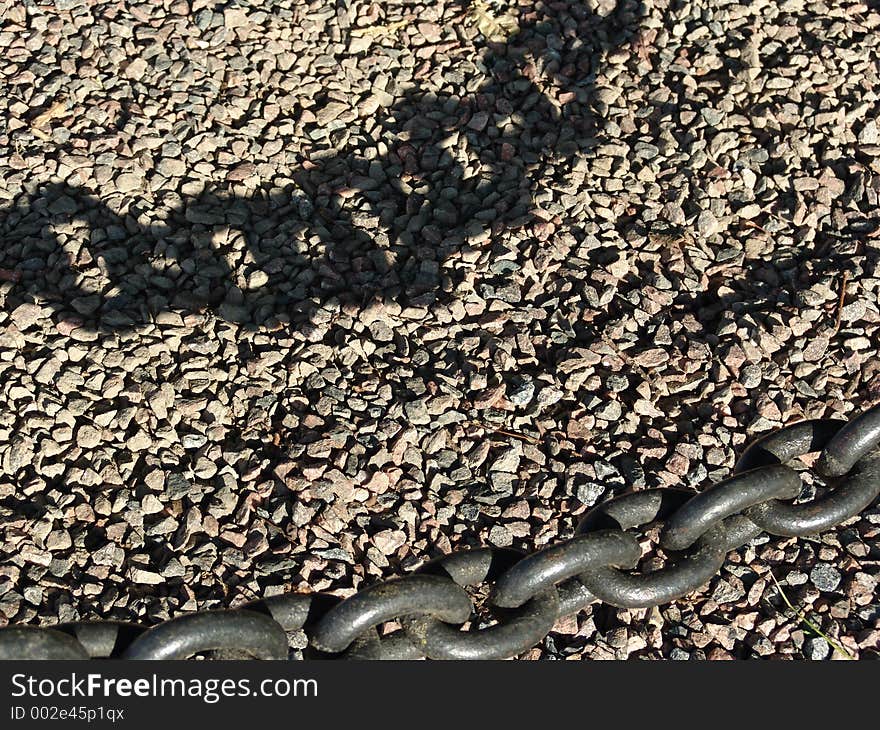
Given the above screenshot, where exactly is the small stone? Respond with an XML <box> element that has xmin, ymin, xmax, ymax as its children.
<box><xmin>468</xmin><ymin>111</ymin><xmax>490</xmax><ymax>131</ymax></box>
<box><xmin>507</xmin><ymin>380</ymin><xmax>535</xmax><ymax>406</ymax></box>
<box><xmin>847</xmin><ymin>572</ymin><xmax>877</xmax><ymax>606</ymax></box>
<box><xmin>666</xmin><ymin>452</ymin><xmax>689</xmax><ymax>476</ymax></box>
<box><xmin>404</xmin><ymin>400</ymin><xmax>431</xmax><ymax>425</ymax></box>
<box><xmin>227</xmin><ymin>162</ymin><xmax>256</xmax><ymax>181</ymax></box>
<box><xmin>634</xmin><ymin>348</ymin><xmax>669</xmax><ymax>368</ymax></box>
<box><xmin>488</xmin><ymin>524</ymin><xmax>512</xmax><ymax>547</ymax></box>
<box><xmin>418</xmin><ymin>22</ymin><xmax>442</xmax><ymax>42</ymax></box>
<box><xmin>130</xmin><ymin>568</ymin><xmax>164</xmax><ymax>585</ymax></box>
<box><xmin>802</xmin><ymin>337</ymin><xmax>829</xmax><ymax>362</ymax></box>
<box><xmin>182</xmin><ymin>433</ymin><xmax>208</xmax><ymax>449</ymax></box>
<box><xmin>596</xmin><ymin>400</ymin><xmax>622</xmax><ymax>421</ymax></box>
<box><xmin>490</xmin><ymin>448</ymin><xmax>520</xmax><ymax>473</ymax></box>
<box><xmin>20</xmin><ymin>545</ymin><xmax>52</xmax><ymax>567</ymax></box>
<box><xmin>473</xmin><ymin>385</ymin><xmax>505</xmax><ymax>410</ymax></box>
<box><xmin>194</xmin><ymin>457</ymin><xmax>218</xmax><ymax>479</ymax></box>
<box><xmin>224</xmin><ymin>7</ymin><xmax>250</xmax><ymax>28</ymax></box>
<box><xmin>23</xmin><ymin>586</ymin><xmax>43</xmax><ymax>604</ymax></box>
<box><xmin>536</xmin><ymin>387</ymin><xmax>563</xmax><ymax>407</ymax></box>
<box><xmin>76</xmin><ymin>425</ymin><xmax>102</xmax><ymax>449</ymax></box>
<box><xmin>711</xmin><ymin>579</ymin><xmax>744</xmax><ymax>604</ymax></box>
<box><xmin>115</xmin><ymin>171</ymin><xmax>144</xmax><ymax>193</ymax></box>
<box><xmin>740</xmin><ymin>364</ymin><xmax>762</xmax><ymax>388</ymax></box>
<box><xmin>49</xmin><ymin>195</ymin><xmax>79</xmax><ymax>214</ymax></box>
<box><xmin>4</xmin><ymin>437</ymin><xmax>35</xmax><ymax>473</ymax></box>
<box><xmin>316</xmin><ymin>101</ymin><xmax>348</xmax><ymax>125</ymax></box>
<box><xmin>859</xmin><ymin>120</ymin><xmax>878</xmax><ymax>145</ymax></box>
<box><xmin>156</xmin><ymin>158</ymin><xmax>187</xmax><ymax>177</ymax></box>
<box><xmin>11</xmin><ymin>303</ymin><xmax>44</xmax><ymax>329</ymax></box>
<box><xmin>46</xmin><ymin>530</ymin><xmax>72</xmax><ymax>551</ymax></box>
<box><xmin>576</xmin><ymin>482</ymin><xmax>605</xmax><ymax>506</ymax></box>
<box><xmin>373</xmin><ymin>529</ymin><xmax>406</xmax><ymax>555</ymax></box>
<box><xmin>804</xmin><ymin>637</ymin><xmax>830</xmax><ymax>660</ymax></box>
<box><xmin>142</xmin><ymin>494</ymin><xmax>165</xmax><ymax>515</ymax></box>
<box><xmin>810</xmin><ymin>564</ymin><xmax>841</xmax><ymax>592</ymax></box>
<box><xmin>124</xmin><ymin>58</ymin><xmax>148</xmax><ymax>79</ymax></box>
<box><xmin>165</xmin><ymin>473</ymin><xmax>194</xmax><ymax>500</ymax></box>
<box><xmin>696</xmin><ymin>209</ymin><xmax>719</xmax><ymax>237</ymax></box>
<box><xmin>701</xmin><ymin>108</ymin><xmax>724</xmax><ymax>126</ymax></box>
<box><xmin>247</xmin><ymin>270</ymin><xmax>269</xmax><ymax>288</ymax></box>
<box><xmin>127</xmin><ymin>431</ymin><xmax>153</xmax><ymax>451</ymax></box>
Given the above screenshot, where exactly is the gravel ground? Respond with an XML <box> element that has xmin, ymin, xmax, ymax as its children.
<box><xmin>0</xmin><ymin>0</ymin><xmax>878</xmax><ymax>659</ymax></box>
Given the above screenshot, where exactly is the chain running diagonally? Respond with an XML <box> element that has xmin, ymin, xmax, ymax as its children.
<box><xmin>2</xmin><ymin>405</ymin><xmax>879</xmax><ymax>660</ymax></box>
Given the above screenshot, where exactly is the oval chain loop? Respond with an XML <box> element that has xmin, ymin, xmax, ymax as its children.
<box><xmin>575</xmin><ymin>489</ymin><xmax>729</xmax><ymax>608</ymax></box>
<box><xmin>817</xmin><ymin>404</ymin><xmax>880</xmax><ymax>477</ymax></box>
<box><xmin>310</xmin><ymin>574</ymin><xmax>473</xmax><ymax>654</ymax></box>
<box><xmin>491</xmin><ymin>530</ymin><xmax>641</xmax><ymax>609</ymax></box>
<box><xmin>402</xmin><ymin>547</ymin><xmax>561</xmax><ymax>660</ymax></box>
<box><xmin>403</xmin><ymin>589</ymin><xmax>560</xmax><ymax>660</ymax></box>
<box><xmin>122</xmin><ymin>610</ymin><xmax>289</xmax><ymax>660</ymax></box>
<box><xmin>0</xmin><ymin>627</ymin><xmax>90</xmax><ymax>660</ymax></box>
<box><xmin>660</xmin><ymin>465</ymin><xmax>801</xmax><ymax>551</ymax></box>
<box><xmin>733</xmin><ymin>417</ymin><xmax>880</xmax><ymax>536</ymax></box>
<box><xmin>734</xmin><ymin>418</ymin><xmax>847</xmax><ymax>472</ymax></box>
<box><xmin>747</xmin><ymin>456</ymin><xmax>880</xmax><ymax>536</ymax></box>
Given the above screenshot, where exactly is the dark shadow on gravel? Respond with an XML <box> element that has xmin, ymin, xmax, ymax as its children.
<box><xmin>0</xmin><ymin>0</ymin><xmax>645</xmax><ymax>336</ymax></box>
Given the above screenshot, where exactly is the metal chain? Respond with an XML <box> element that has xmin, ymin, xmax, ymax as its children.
<box><xmin>2</xmin><ymin>405</ymin><xmax>879</xmax><ymax>660</ymax></box>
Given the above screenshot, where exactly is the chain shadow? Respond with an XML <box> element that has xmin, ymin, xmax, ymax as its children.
<box><xmin>1</xmin><ymin>1</ymin><xmax>645</xmax><ymax>338</ymax></box>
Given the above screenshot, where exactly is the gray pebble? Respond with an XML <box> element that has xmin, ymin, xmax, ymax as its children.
<box><xmin>810</xmin><ymin>564</ymin><xmax>841</xmax><ymax>592</ymax></box>
<box><xmin>804</xmin><ymin>637</ymin><xmax>830</xmax><ymax>661</ymax></box>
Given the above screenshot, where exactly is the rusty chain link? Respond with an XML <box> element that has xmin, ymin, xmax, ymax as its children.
<box><xmin>2</xmin><ymin>405</ymin><xmax>879</xmax><ymax>660</ymax></box>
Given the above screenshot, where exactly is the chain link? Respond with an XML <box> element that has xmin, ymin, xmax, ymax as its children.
<box><xmin>2</xmin><ymin>405</ymin><xmax>879</xmax><ymax>660</ymax></box>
